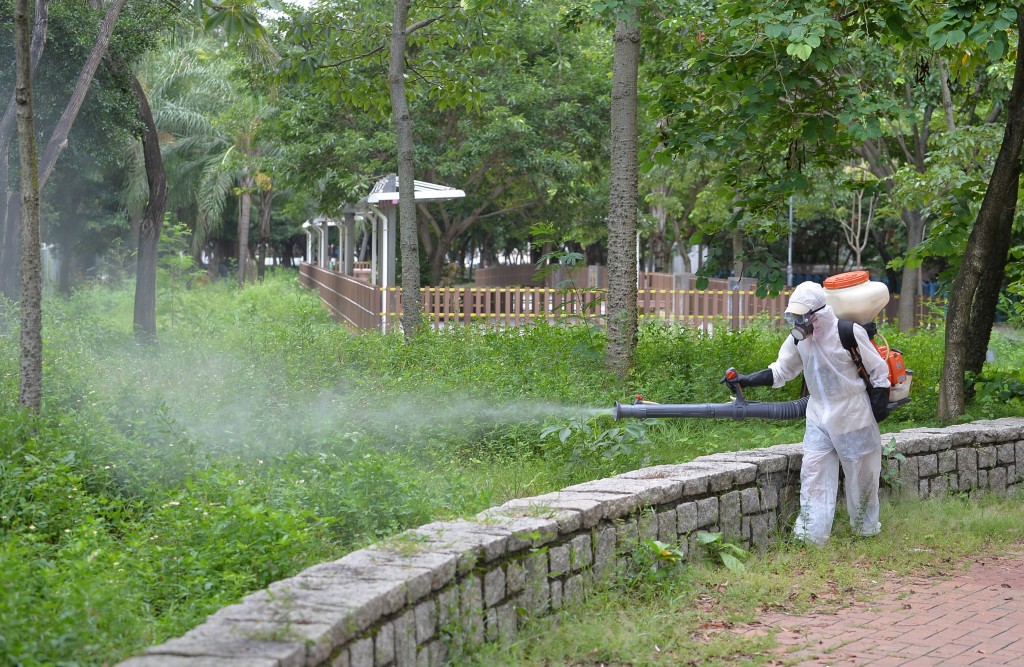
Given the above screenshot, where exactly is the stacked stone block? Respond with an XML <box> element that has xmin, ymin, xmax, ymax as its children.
<box><xmin>119</xmin><ymin>417</ymin><xmax>1024</xmax><ymax>667</ymax></box>
<box><xmin>884</xmin><ymin>420</ymin><xmax>1024</xmax><ymax>499</ymax></box>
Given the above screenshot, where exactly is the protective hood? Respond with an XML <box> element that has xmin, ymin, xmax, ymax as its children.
<box><xmin>786</xmin><ymin>281</ymin><xmax>827</xmax><ymax>316</ymax></box>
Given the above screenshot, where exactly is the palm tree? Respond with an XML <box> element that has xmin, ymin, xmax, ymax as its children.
<box><xmin>135</xmin><ymin>35</ymin><xmax>270</xmax><ymax>285</ymax></box>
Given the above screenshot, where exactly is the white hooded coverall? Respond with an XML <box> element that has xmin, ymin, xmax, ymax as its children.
<box><xmin>768</xmin><ymin>282</ymin><xmax>891</xmax><ymax>545</ymax></box>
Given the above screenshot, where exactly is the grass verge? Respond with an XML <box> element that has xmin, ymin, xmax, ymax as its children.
<box><xmin>456</xmin><ymin>490</ymin><xmax>1024</xmax><ymax>667</ymax></box>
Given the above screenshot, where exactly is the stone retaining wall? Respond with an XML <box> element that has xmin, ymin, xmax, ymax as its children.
<box><xmin>120</xmin><ymin>417</ymin><xmax>1024</xmax><ymax>667</ymax></box>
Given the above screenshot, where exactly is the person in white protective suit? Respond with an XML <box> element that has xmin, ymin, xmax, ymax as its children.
<box><xmin>732</xmin><ymin>281</ymin><xmax>891</xmax><ymax>545</ymax></box>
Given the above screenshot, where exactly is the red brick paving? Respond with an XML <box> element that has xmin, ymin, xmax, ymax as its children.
<box><xmin>735</xmin><ymin>553</ymin><xmax>1024</xmax><ymax>666</ymax></box>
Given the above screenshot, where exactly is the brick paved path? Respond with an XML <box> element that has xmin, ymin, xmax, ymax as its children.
<box><xmin>737</xmin><ymin>553</ymin><xmax>1024</xmax><ymax>666</ymax></box>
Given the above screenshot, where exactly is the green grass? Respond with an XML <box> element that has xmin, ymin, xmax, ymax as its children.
<box><xmin>455</xmin><ymin>491</ymin><xmax>1024</xmax><ymax>667</ymax></box>
<box><xmin>1</xmin><ymin>270</ymin><xmax>1022</xmax><ymax>665</ymax></box>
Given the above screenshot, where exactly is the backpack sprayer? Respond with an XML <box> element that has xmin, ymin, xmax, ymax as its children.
<box><xmin>824</xmin><ymin>270</ymin><xmax>912</xmax><ymax>404</ymax></box>
<box><xmin>613</xmin><ymin>271</ymin><xmax>912</xmax><ymax>421</ymax></box>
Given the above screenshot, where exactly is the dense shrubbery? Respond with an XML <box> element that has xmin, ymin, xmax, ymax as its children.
<box><xmin>1</xmin><ymin>271</ymin><xmax>1021</xmax><ymax>665</ymax></box>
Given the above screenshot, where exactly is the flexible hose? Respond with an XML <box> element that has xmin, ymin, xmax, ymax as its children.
<box><xmin>613</xmin><ymin>395</ymin><xmax>907</xmax><ymax>421</ymax></box>
<box><xmin>613</xmin><ymin>396</ymin><xmax>810</xmax><ymax>421</ymax></box>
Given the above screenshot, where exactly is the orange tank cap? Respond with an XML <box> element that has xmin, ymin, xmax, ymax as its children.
<box><xmin>824</xmin><ymin>270</ymin><xmax>870</xmax><ymax>290</ymax></box>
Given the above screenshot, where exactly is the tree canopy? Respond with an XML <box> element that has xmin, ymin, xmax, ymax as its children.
<box><xmin>5</xmin><ymin>0</ymin><xmax>1024</xmax><ymax>418</ymax></box>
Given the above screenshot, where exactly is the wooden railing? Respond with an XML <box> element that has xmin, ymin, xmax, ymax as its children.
<box><xmin>300</xmin><ymin>263</ymin><xmax>380</xmax><ymax>329</ymax></box>
<box><xmin>411</xmin><ymin>286</ymin><xmax>606</xmax><ymax>328</ymax></box>
<box><xmin>300</xmin><ymin>263</ymin><xmax>943</xmax><ymax>332</ymax></box>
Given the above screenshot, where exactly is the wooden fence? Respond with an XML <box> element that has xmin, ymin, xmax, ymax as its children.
<box><xmin>300</xmin><ymin>263</ymin><xmax>380</xmax><ymax>329</ymax></box>
<box><xmin>299</xmin><ymin>263</ymin><xmax>942</xmax><ymax>333</ymax></box>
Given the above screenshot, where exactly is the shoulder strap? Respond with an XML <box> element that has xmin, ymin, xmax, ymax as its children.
<box><xmin>838</xmin><ymin>319</ymin><xmax>872</xmax><ymax>391</ymax></box>
<box><xmin>837</xmin><ymin>319</ymin><xmax>857</xmax><ymax>351</ymax></box>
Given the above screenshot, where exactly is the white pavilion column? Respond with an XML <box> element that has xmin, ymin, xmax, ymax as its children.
<box><xmin>319</xmin><ymin>218</ymin><xmax>329</xmax><ymax>269</ymax></box>
<box><xmin>370</xmin><ymin>208</ymin><xmax>391</xmax><ymax>333</ymax></box>
<box><xmin>384</xmin><ymin>204</ymin><xmax>397</xmax><ymax>287</ymax></box>
<box><xmin>370</xmin><ymin>214</ymin><xmax>379</xmax><ymax>285</ymax></box>
<box><xmin>343</xmin><ymin>209</ymin><xmax>355</xmax><ymax>275</ymax></box>
<box><xmin>309</xmin><ymin>225</ymin><xmax>322</xmax><ymax>266</ymax></box>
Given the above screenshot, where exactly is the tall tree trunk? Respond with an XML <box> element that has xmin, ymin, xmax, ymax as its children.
<box><xmin>428</xmin><ymin>235</ymin><xmax>450</xmax><ymax>287</ymax></box>
<box><xmin>896</xmin><ymin>209</ymin><xmax>926</xmax><ymax>329</ymax></box>
<box><xmin>2</xmin><ymin>0</ymin><xmax>125</xmax><ymax>301</ymax></box>
<box><xmin>0</xmin><ymin>0</ymin><xmax>50</xmax><ymax>303</ymax></box>
<box><xmin>649</xmin><ymin>178</ymin><xmax>670</xmax><ymax>271</ymax></box>
<box><xmin>871</xmin><ymin>227</ymin><xmax>900</xmax><ymax>289</ymax></box>
<box><xmin>390</xmin><ymin>0</ymin><xmax>422</xmax><ymax>337</ymax></box>
<box><xmin>651</xmin><ymin>230</ymin><xmax>667</xmax><ymax>272</ymax></box>
<box><xmin>939</xmin><ymin>12</ymin><xmax>1024</xmax><ymax>421</ymax></box>
<box><xmin>359</xmin><ymin>228</ymin><xmax>369</xmax><ymax>262</ymax></box>
<box><xmin>208</xmin><ymin>242</ymin><xmax>224</xmax><ymax>282</ymax></box>
<box><xmin>257</xmin><ymin>189</ymin><xmax>272</xmax><ymax>281</ymax></box>
<box><xmin>670</xmin><ymin>176</ymin><xmax>709</xmax><ymax>275</ymax></box>
<box><xmin>731</xmin><ymin>227</ymin><xmax>744</xmax><ymax>279</ymax></box>
<box><xmin>964</xmin><ymin>256</ymin><xmax>1009</xmax><ymax>378</ymax></box>
<box><xmin>15</xmin><ymin>0</ymin><xmax>42</xmax><ymax>411</ymax></box>
<box><xmin>606</xmin><ymin>16</ymin><xmax>640</xmax><ymax>375</ymax></box>
<box><xmin>424</xmin><ymin>222</ymin><xmax>466</xmax><ymax>286</ymax></box>
<box><xmin>128</xmin><ymin>72</ymin><xmax>167</xmax><ymax>341</ymax></box>
<box><xmin>237</xmin><ymin>175</ymin><xmax>254</xmax><ymax>288</ymax></box>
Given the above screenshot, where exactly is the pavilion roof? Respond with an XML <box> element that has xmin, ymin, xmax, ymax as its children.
<box><xmin>362</xmin><ymin>173</ymin><xmax>466</xmax><ymax>204</ymax></box>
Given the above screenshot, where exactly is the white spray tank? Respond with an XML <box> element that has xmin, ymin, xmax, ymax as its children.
<box><xmin>823</xmin><ymin>271</ymin><xmax>912</xmax><ymax>402</ymax></box>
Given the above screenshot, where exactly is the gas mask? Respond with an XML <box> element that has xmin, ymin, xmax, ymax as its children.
<box><xmin>785</xmin><ymin>305</ymin><xmax>824</xmax><ymax>342</ymax></box>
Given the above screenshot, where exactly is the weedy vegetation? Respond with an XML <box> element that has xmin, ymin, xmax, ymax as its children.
<box><xmin>1</xmin><ymin>270</ymin><xmax>1022</xmax><ymax>665</ymax></box>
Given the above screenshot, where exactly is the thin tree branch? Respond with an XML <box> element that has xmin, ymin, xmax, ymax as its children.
<box><xmin>38</xmin><ymin>0</ymin><xmax>128</xmax><ymax>189</ymax></box>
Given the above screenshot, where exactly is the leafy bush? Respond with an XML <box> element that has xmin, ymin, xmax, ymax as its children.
<box><xmin>540</xmin><ymin>417</ymin><xmax>651</xmax><ymax>480</ymax></box>
<box><xmin>871</xmin><ymin>323</ymin><xmax>945</xmax><ymax>425</ymax></box>
<box><xmin>632</xmin><ymin>318</ymin><xmax>804</xmax><ymax>405</ymax></box>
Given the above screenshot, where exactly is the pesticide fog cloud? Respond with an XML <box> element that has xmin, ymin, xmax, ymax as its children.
<box><xmin>85</xmin><ymin>339</ymin><xmax>606</xmax><ymax>458</ymax></box>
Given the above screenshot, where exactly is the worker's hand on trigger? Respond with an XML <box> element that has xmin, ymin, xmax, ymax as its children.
<box><xmin>734</xmin><ymin>368</ymin><xmax>775</xmax><ymax>389</ymax></box>
<box><xmin>721</xmin><ymin>368</ymin><xmax>741</xmax><ymax>393</ymax></box>
<box><xmin>870</xmin><ymin>386</ymin><xmax>890</xmax><ymax>422</ymax></box>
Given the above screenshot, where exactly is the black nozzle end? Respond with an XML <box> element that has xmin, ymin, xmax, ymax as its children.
<box><xmin>613</xmin><ymin>401</ymin><xmax>622</xmax><ymax>421</ymax></box>
<box><xmin>888</xmin><ymin>397</ymin><xmax>910</xmax><ymax>412</ymax></box>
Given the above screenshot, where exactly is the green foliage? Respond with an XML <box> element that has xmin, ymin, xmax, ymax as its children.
<box><xmin>881</xmin><ymin>437</ymin><xmax>906</xmax><ymax>489</ymax></box>
<box><xmin>964</xmin><ymin>330</ymin><xmax>1024</xmax><ymax>418</ymax></box>
<box><xmin>639</xmin><ymin>0</ymin><xmax>1021</xmax><ymax>299</ymax></box>
<box><xmin>530</xmin><ymin>222</ymin><xmax>606</xmax><ymax>353</ymax></box>
<box><xmin>631</xmin><ymin>318</ymin><xmax>797</xmax><ymax>405</ymax></box>
<box><xmin>1004</xmin><ymin>254</ymin><xmax>1024</xmax><ymax>326</ymax></box>
<box><xmin>625</xmin><ymin>537</ymin><xmax>688</xmax><ymax>587</ymax></box>
<box><xmin>696</xmin><ymin>530</ymin><xmax>750</xmax><ymax>574</ymax></box>
<box><xmin>869</xmin><ymin>323</ymin><xmax>947</xmax><ymax>425</ymax></box>
<box><xmin>644</xmin><ymin>538</ymin><xmax>686</xmax><ymax>566</ymax></box>
<box><xmin>157</xmin><ymin>220</ymin><xmax>207</xmax><ymax>327</ymax></box>
<box><xmin>262</xmin><ymin>1</ymin><xmax>612</xmax><ymax>273</ymax></box>
<box><xmin>926</xmin><ymin>1</ymin><xmax>1017</xmax><ymax>79</ymax></box>
<box><xmin>539</xmin><ymin>418</ymin><xmax>649</xmax><ymax>476</ymax></box>
<box><xmin>270</xmin><ymin>0</ymin><xmax>513</xmax><ymax>116</ymax></box>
